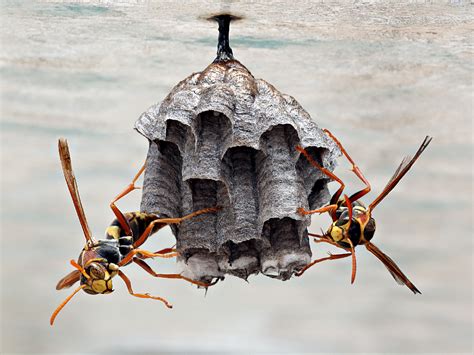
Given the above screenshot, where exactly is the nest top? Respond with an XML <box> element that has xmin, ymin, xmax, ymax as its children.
<box><xmin>135</xmin><ymin>58</ymin><xmax>337</xmax><ymax>157</ymax></box>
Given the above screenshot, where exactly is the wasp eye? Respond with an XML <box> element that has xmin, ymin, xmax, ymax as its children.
<box><xmin>335</xmin><ymin>207</ymin><xmax>347</xmax><ymax>219</ymax></box>
<box><xmin>89</xmin><ymin>263</ymin><xmax>106</xmax><ymax>280</ymax></box>
<box><xmin>364</xmin><ymin>218</ymin><xmax>376</xmax><ymax>241</ymax></box>
<box><xmin>336</xmin><ymin>210</ymin><xmax>349</xmax><ymax>226</ymax></box>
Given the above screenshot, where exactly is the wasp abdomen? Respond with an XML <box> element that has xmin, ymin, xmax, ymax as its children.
<box><xmin>105</xmin><ymin>212</ymin><xmax>165</xmax><ymax>246</ymax></box>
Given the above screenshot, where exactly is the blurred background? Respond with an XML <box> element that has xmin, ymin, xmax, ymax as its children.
<box><xmin>1</xmin><ymin>0</ymin><xmax>472</xmax><ymax>353</ymax></box>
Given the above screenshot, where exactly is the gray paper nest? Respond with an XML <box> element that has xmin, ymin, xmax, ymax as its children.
<box><xmin>135</xmin><ymin>16</ymin><xmax>339</xmax><ymax>282</ymax></box>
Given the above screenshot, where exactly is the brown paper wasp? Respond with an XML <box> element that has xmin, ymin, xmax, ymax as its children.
<box><xmin>51</xmin><ymin>138</ymin><xmax>219</xmax><ymax>325</ymax></box>
<box><xmin>296</xmin><ymin>130</ymin><xmax>432</xmax><ymax>294</ymax></box>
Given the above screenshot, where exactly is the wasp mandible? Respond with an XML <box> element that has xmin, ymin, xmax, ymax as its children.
<box><xmin>296</xmin><ymin>130</ymin><xmax>432</xmax><ymax>294</ymax></box>
<box><xmin>51</xmin><ymin>138</ymin><xmax>219</xmax><ymax>325</ymax></box>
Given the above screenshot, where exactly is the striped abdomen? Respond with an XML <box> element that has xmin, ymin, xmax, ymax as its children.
<box><xmin>105</xmin><ymin>212</ymin><xmax>166</xmax><ymax>246</ymax></box>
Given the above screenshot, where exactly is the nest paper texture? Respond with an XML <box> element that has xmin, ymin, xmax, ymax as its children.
<box><xmin>135</xmin><ymin>59</ymin><xmax>339</xmax><ymax>281</ymax></box>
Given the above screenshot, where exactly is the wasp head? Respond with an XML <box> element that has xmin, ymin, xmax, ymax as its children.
<box><xmin>328</xmin><ymin>200</ymin><xmax>376</xmax><ymax>246</ymax></box>
<box><xmin>79</xmin><ymin>259</ymin><xmax>119</xmax><ymax>295</ymax></box>
<box><xmin>78</xmin><ymin>242</ymin><xmax>121</xmax><ymax>294</ymax></box>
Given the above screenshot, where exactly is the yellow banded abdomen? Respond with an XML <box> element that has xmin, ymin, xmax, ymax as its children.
<box><xmin>105</xmin><ymin>212</ymin><xmax>165</xmax><ymax>244</ymax></box>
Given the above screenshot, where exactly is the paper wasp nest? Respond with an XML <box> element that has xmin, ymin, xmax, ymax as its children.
<box><xmin>135</xmin><ymin>15</ymin><xmax>338</xmax><ymax>282</ymax></box>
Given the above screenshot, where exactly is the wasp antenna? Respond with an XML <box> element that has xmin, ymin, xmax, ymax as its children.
<box><xmin>50</xmin><ymin>284</ymin><xmax>86</xmax><ymax>326</ymax></box>
<box><xmin>70</xmin><ymin>259</ymin><xmax>90</xmax><ymax>279</ymax></box>
<box><xmin>58</xmin><ymin>138</ymin><xmax>93</xmax><ymax>245</ymax></box>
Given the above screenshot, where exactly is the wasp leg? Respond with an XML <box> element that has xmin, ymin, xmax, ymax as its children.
<box><xmin>296</xmin><ymin>252</ymin><xmax>352</xmax><ymax>277</ymax></box>
<box><xmin>308</xmin><ymin>232</ymin><xmax>325</xmax><ymax>238</ymax></box>
<box><xmin>153</xmin><ymin>246</ymin><xmax>177</xmax><ymax>255</ymax></box>
<box><xmin>311</xmin><ymin>235</ymin><xmax>346</xmax><ymax>249</ymax></box>
<box><xmin>133</xmin><ymin>207</ymin><xmax>221</xmax><ymax>248</ymax></box>
<box><xmin>109</xmin><ymin>161</ymin><xmax>146</xmax><ymax>236</ymax></box>
<box><xmin>137</xmin><ymin>250</ymin><xmax>179</xmax><ymax>260</ymax></box>
<box><xmin>297</xmin><ymin>204</ymin><xmax>338</xmax><ymax>216</ymax></box>
<box><xmin>118</xmin><ymin>270</ymin><xmax>172</xmax><ymax>308</ymax></box>
<box><xmin>310</xmin><ymin>229</ymin><xmax>356</xmax><ymax>283</ymax></box>
<box><xmin>136</xmin><ymin>246</ymin><xmax>178</xmax><ymax>260</ymax></box>
<box><xmin>311</xmin><ymin>232</ymin><xmax>354</xmax><ymax>253</ymax></box>
<box><xmin>119</xmin><ymin>248</ymin><xmax>178</xmax><ymax>267</ymax></box>
<box><xmin>296</xmin><ymin>146</ymin><xmax>345</xmax><ymax>214</ymax></box>
<box><xmin>346</xmin><ymin>238</ymin><xmax>357</xmax><ymax>284</ymax></box>
<box><xmin>133</xmin><ymin>258</ymin><xmax>212</xmax><ymax>288</ymax></box>
<box><xmin>323</xmin><ymin>129</ymin><xmax>371</xmax><ymax>202</ymax></box>
<box><xmin>341</xmin><ymin>194</ymin><xmax>358</xmax><ymax>284</ymax></box>
<box><xmin>344</xmin><ymin>194</ymin><xmax>353</xmax><ymax>232</ymax></box>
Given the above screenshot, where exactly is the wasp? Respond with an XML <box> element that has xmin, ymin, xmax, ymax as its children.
<box><xmin>296</xmin><ymin>130</ymin><xmax>432</xmax><ymax>294</ymax></box>
<box><xmin>51</xmin><ymin>138</ymin><xmax>219</xmax><ymax>325</ymax></box>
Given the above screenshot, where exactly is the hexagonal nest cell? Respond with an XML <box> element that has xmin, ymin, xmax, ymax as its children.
<box><xmin>135</xmin><ymin>15</ymin><xmax>339</xmax><ymax>282</ymax></box>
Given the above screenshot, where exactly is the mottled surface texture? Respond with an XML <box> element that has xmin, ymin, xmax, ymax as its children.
<box><xmin>136</xmin><ymin>59</ymin><xmax>338</xmax><ymax>281</ymax></box>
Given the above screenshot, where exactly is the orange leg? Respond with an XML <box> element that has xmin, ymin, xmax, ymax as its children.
<box><xmin>342</xmin><ymin>194</ymin><xmax>357</xmax><ymax>284</ymax></box>
<box><xmin>296</xmin><ymin>252</ymin><xmax>352</xmax><ymax>277</ymax></box>
<box><xmin>109</xmin><ymin>161</ymin><xmax>146</xmax><ymax>236</ymax></box>
<box><xmin>296</xmin><ymin>146</ymin><xmax>345</xmax><ymax>215</ymax></box>
<box><xmin>153</xmin><ymin>247</ymin><xmax>177</xmax><ymax>255</ymax></box>
<box><xmin>136</xmin><ymin>246</ymin><xmax>178</xmax><ymax>260</ymax></box>
<box><xmin>344</xmin><ymin>195</ymin><xmax>353</xmax><ymax>232</ymax></box>
<box><xmin>138</xmin><ymin>250</ymin><xmax>179</xmax><ymax>260</ymax></box>
<box><xmin>323</xmin><ymin>129</ymin><xmax>371</xmax><ymax>202</ymax></box>
<box><xmin>347</xmin><ymin>238</ymin><xmax>357</xmax><ymax>284</ymax></box>
<box><xmin>297</xmin><ymin>204</ymin><xmax>338</xmax><ymax>217</ymax></box>
<box><xmin>310</xmin><ymin>225</ymin><xmax>357</xmax><ymax>284</ymax></box>
<box><xmin>133</xmin><ymin>258</ymin><xmax>211</xmax><ymax>288</ymax></box>
<box><xmin>311</xmin><ymin>235</ymin><xmax>347</xmax><ymax>250</ymax></box>
<box><xmin>118</xmin><ymin>248</ymin><xmax>178</xmax><ymax>267</ymax></box>
<box><xmin>133</xmin><ymin>207</ymin><xmax>220</xmax><ymax>248</ymax></box>
<box><xmin>118</xmin><ymin>270</ymin><xmax>172</xmax><ymax>309</ymax></box>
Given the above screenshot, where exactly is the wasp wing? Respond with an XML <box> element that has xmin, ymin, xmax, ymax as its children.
<box><xmin>369</xmin><ymin>136</ymin><xmax>432</xmax><ymax>211</ymax></box>
<box><xmin>56</xmin><ymin>269</ymin><xmax>81</xmax><ymax>290</ymax></box>
<box><xmin>365</xmin><ymin>242</ymin><xmax>421</xmax><ymax>294</ymax></box>
<box><xmin>58</xmin><ymin>138</ymin><xmax>93</xmax><ymax>243</ymax></box>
